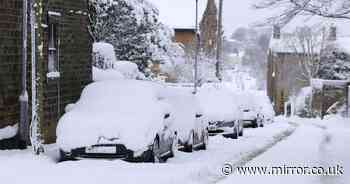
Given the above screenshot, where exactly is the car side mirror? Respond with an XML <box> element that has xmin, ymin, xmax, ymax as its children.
<box><xmin>164</xmin><ymin>113</ymin><xmax>170</xmax><ymax>119</ymax></box>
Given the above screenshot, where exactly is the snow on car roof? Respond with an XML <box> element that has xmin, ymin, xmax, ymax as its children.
<box><xmin>197</xmin><ymin>84</ymin><xmax>242</xmax><ymax>122</ymax></box>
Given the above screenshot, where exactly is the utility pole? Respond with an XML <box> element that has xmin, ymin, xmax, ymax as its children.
<box><xmin>194</xmin><ymin>0</ymin><xmax>200</xmax><ymax>94</ymax></box>
<box><xmin>19</xmin><ymin>0</ymin><xmax>29</xmax><ymax>147</ymax></box>
<box><xmin>216</xmin><ymin>0</ymin><xmax>223</xmax><ymax>81</ymax></box>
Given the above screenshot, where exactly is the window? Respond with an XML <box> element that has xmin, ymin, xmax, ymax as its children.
<box><xmin>48</xmin><ymin>22</ymin><xmax>58</xmax><ymax>73</ymax></box>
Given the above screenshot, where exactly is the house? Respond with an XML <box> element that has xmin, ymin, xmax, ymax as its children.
<box><xmin>267</xmin><ymin>26</ymin><xmax>309</xmax><ymax>115</ymax></box>
<box><xmin>267</xmin><ymin>25</ymin><xmax>350</xmax><ymax>115</ymax></box>
<box><xmin>173</xmin><ymin>28</ymin><xmax>196</xmax><ymax>50</ymax></box>
<box><xmin>0</xmin><ymin>0</ymin><xmax>92</xmax><ymax>149</ymax></box>
<box><xmin>149</xmin><ymin>0</ymin><xmax>218</xmax><ymax>54</ymax></box>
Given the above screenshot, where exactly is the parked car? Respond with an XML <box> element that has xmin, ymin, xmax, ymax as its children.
<box><xmin>197</xmin><ymin>84</ymin><xmax>244</xmax><ymax>139</ymax></box>
<box><xmin>241</xmin><ymin>107</ymin><xmax>261</xmax><ymax>128</ymax></box>
<box><xmin>163</xmin><ymin>87</ymin><xmax>209</xmax><ymax>152</ymax></box>
<box><xmin>56</xmin><ymin>80</ymin><xmax>177</xmax><ymax>163</ymax></box>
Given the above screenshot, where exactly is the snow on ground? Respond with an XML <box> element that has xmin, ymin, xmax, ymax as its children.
<box><xmin>219</xmin><ymin>116</ymin><xmax>350</xmax><ymax>184</ymax></box>
<box><xmin>0</xmin><ymin>120</ymin><xmax>292</xmax><ymax>184</ymax></box>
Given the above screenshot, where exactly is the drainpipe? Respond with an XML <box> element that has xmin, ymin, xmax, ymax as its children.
<box><xmin>194</xmin><ymin>0</ymin><xmax>199</xmax><ymax>94</ymax></box>
<box><xmin>19</xmin><ymin>0</ymin><xmax>29</xmax><ymax>147</ymax></box>
<box><xmin>216</xmin><ymin>0</ymin><xmax>223</xmax><ymax>81</ymax></box>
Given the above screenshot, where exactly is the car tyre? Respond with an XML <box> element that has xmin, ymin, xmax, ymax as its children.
<box><xmin>150</xmin><ymin>137</ymin><xmax>165</xmax><ymax>163</ymax></box>
<box><xmin>199</xmin><ymin>130</ymin><xmax>208</xmax><ymax>150</ymax></box>
<box><xmin>239</xmin><ymin>126</ymin><xmax>244</xmax><ymax>137</ymax></box>
<box><xmin>232</xmin><ymin>126</ymin><xmax>239</xmax><ymax>139</ymax></box>
<box><xmin>252</xmin><ymin>119</ymin><xmax>258</xmax><ymax>128</ymax></box>
<box><xmin>184</xmin><ymin>131</ymin><xmax>195</xmax><ymax>152</ymax></box>
<box><xmin>59</xmin><ymin>149</ymin><xmax>73</xmax><ymax>162</ymax></box>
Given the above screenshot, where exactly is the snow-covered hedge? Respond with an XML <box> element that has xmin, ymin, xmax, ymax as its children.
<box><xmin>93</xmin><ymin>42</ymin><xmax>117</xmax><ymax>69</ymax></box>
<box><xmin>92</xmin><ymin>42</ymin><xmax>145</xmax><ymax>80</ymax></box>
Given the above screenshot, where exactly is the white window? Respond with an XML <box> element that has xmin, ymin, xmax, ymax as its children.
<box><xmin>48</xmin><ymin>22</ymin><xmax>58</xmax><ymax>73</ymax></box>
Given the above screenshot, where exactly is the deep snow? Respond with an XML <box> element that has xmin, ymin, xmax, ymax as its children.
<box><xmin>219</xmin><ymin>116</ymin><xmax>350</xmax><ymax>184</ymax></box>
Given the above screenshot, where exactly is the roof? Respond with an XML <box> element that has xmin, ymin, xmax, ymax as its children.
<box><xmin>148</xmin><ymin>0</ymin><xmax>218</xmax><ymax>29</ymax></box>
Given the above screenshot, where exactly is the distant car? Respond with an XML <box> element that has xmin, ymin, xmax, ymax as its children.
<box><xmin>164</xmin><ymin>87</ymin><xmax>209</xmax><ymax>152</ymax></box>
<box><xmin>198</xmin><ymin>84</ymin><xmax>244</xmax><ymax>139</ymax></box>
<box><xmin>241</xmin><ymin>107</ymin><xmax>260</xmax><ymax>128</ymax></box>
<box><xmin>57</xmin><ymin>80</ymin><xmax>177</xmax><ymax>163</ymax></box>
<box><xmin>208</xmin><ymin>119</ymin><xmax>243</xmax><ymax>139</ymax></box>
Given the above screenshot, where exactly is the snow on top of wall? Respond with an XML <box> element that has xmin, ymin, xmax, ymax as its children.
<box><xmin>336</xmin><ymin>36</ymin><xmax>350</xmax><ymax>54</ymax></box>
<box><xmin>147</xmin><ymin>0</ymin><xmax>217</xmax><ymax>29</ymax></box>
<box><xmin>0</xmin><ymin>124</ymin><xmax>18</xmax><ymax>140</ymax></box>
<box><xmin>311</xmin><ymin>78</ymin><xmax>350</xmax><ymax>90</ymax></box>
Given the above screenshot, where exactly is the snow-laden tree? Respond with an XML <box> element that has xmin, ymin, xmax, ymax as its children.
<box><xmin>285</xmin><ymin>26</ymin><xmax>328</xmax><ymax>83</ymax></box>
<box><xmin>318</xmin><ymin>44</ymin><xmax>350</xmax><ymax>80</ymax></box>
<box><xmin>255</xmin><ymin>0</ymin><xmax>350</xmax><ymax>25</ymax></box>
<box><xmin>89</xmin><ymin>0</ymin><xmax>184</xmax><ymax>78</ymax></box>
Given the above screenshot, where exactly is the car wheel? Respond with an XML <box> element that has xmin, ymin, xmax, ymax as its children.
<box><xmin>152</xmin><ymin>138</ymin><xmax>165</xmax><ymax>163</ymax></box>
<box><xmin>252</xmin><ymin>119</ymin><xmax>258</xmax><ymax>128</ymax></box>
<box><xmin>184</xmin><ymin>131</ymin><xmax>194</xmax><ymax>152</ymax></box>
<box><xmin>239</xmin><ymin>125</ymin><xmax>244</xmax><ymax>136</ymax></box>
<box><xmin>232</xmin><ymin>126</ymin><xmax>239</xmax><ymax>139</ymax></box>
<box><xmin>59</xmin><ymin>149</ymin><xmax>73</xmax><ymax>162</ymax></box>
<box><xmin>199</xmin><ymin>129</ymin><xmax>209</xmax><ymax>150</ymax></box>
<box><xmin>169</xmin><ymin>134</ymin><xmax>178</xmax><ymax>158</ymax></box>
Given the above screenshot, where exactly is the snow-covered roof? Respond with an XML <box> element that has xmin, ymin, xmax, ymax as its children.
<box><xmin>311</xmin><ymin>78</ymin><xmax>350</xmax><ymax>90</ymax></box>
<box><xmin>148</xmin><ymin>0</ymin><xmax>218</xmax><ymax>29</ymax></box>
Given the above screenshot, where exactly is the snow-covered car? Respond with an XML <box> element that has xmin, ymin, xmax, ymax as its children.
<box><xmin>241</xmin><ymin>107</ymin><xmax>260</xmax><ymax>128</ymax></box>
<box><xmin>198</xmin><ymin>84</ymin><xmax>244</xmax><ymax>139</ymax></box>
<box><xmin>164</xmin><ymin>87</ymin><xmax>209</xmax><ymax>152</ymax></box>
<box><xmin>56</xmin><ymin>80</ymin><xmax>177</xmax><ymax>163</ymax></box>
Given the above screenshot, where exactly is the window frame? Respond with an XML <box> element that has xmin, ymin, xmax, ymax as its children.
<box><xmin>47</xmin><ymin>11</ymin><xmax>61</xmax><ymax>76</ymax></box>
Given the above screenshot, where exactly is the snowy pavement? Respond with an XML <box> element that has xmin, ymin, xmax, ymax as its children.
<box><xmin>219</xmin><ymin>116</ymin><xmax>350</xmax><ymax>184</ymax></box>
<box><xmin>0</xmin><ymin>120</ymin><xmax>294</xmax><ymax>184</ymax></box>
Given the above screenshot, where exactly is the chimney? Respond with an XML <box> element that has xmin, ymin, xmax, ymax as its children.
<box><xmin>328</xmin><ymin>26</ymin><xmax>337</xmax><ymax>41</ymax></box>
<box><xmin>273</xmin><ymin>25</ymin><xmax>281</xmax><ymax>39</ymax></box>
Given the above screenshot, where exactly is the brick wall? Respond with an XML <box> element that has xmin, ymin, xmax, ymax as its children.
<box><xmin>0</xmin><ymin>0</ymin><xmax>22</xmax><ymax>130</ymax></box>
<box><xmin>41</xmin><ymin>0</ymin><xmax>92</xmax><ymax>143</ymax></box>
<box><xmin>0</xmin><ymin>0</ymin><xmax>92</xmax><ymax>145</ymax></box>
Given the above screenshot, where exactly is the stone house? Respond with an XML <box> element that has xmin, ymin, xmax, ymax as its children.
<box><xmin>267</xmin><ymin>25</ymin><xmax>350</xmax><ymax>116</ymax></box>
<box><xmin>173</xmin><ymin>28</ymin><xmax>196</xmax><ymax>51</ymax></box>
<box><xmin>150</xmin><ymin>0</ymin><xmax>218</xmax><ymax>55</ymax></box>
<box><xmin>0</xmin><ymin>0</ymin><xmax>92</xmax><ymax>148</ymax></box>
<box><xmin>267</xmin><ymin>26</ymin><xmax>310</xmax><ymax>115</ymax></box>
<box><xmin>200</xmin><ymin>0</ymin><xmax>218</xmax><ymax>57</ymax></box>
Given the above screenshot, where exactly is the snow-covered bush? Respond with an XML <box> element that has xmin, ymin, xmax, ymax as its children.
<box><xmin>93</xmin><ymin>42</ymin><xmax>117</xmax><ymax>69</ymax></box>
<box><xmin>295</xmin><ymin>87</ymin><xmax>318</xmax><ymax>118</ymax></box>
<box><xmin>89</xmin><ymin>0</ymin><xmax>185</xmax><ymax>78</ymax></box>
<box><xmin>319</xmin><ymin>45</ymin><xmax>350</xmax><ymax>80</ymax></box>
<box><xmin>92</xmin><ymin>42</ymin><xmax>145</xmax><ymax>80</ymax></box>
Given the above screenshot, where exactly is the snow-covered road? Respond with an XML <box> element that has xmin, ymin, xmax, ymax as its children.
<box><xmin>0</xmin><ymin>120</ymin><xmax>294</xmax><ymax>184</ymax></box>
<box><xmin>219</xmin><ymin>117</ymin><xmax>349</xmax><ymax>184</ymax></box>
<box><xmin>1</xmin><ymin>117</ymin><xmax>348</xmax><ymax>184</ymax></box>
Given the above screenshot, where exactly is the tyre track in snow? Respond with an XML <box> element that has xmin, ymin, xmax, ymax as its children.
<box><xmin>211</xmin><ymin>122</ymin><xmax>299</xmax><ymax>184</ymax></box>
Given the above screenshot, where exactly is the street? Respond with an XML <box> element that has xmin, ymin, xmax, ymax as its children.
<box><xmin>1</xmin><ymin>117</ymin><xmax>349</xmax><ymax>184</ymax></box>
